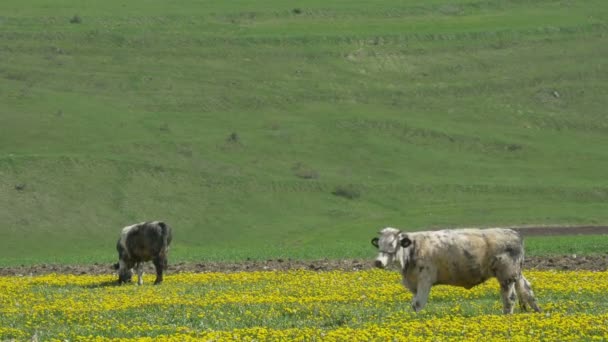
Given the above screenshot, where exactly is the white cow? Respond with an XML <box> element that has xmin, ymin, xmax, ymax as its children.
<box><xmin>372</xmin><ymin>227</ymin><xmax>541</xmax><ymax>314</ymax></box>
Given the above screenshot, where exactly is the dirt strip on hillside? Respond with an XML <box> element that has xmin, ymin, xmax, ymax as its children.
<box><xmin>1</xmin><ymin>225</ymin><xmax>607</xmax><ymax>276</ymax></box>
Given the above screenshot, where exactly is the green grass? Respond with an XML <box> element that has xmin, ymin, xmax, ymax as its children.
<box><xmin>525</xmin><ymin>235</ymin><xmax>608</xmax><ymax>256</ymax></box>
<box><xmin>1</xmin><ymin>0</ymin><xmax>608</xmax><ymax>265</ymax></box>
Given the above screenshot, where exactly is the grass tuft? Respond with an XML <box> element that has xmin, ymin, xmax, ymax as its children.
<box><xmin>332</xmin><ymin>184</ymin><xmax>361</xmax><ymax>200</ymax></box>
<box><xmin>292</xmin><ymin>162</ymin><xmax>319</xmax><ymax>179</ymax></box>
<box><xmin>69</xmin><ymin>15</ymin><xmax>82</xmax><ymax>24</ymax></box>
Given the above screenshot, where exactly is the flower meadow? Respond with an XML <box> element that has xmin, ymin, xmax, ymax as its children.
<box><xmin>1</xmin><ymin>269</ymin><xmax>607</xmax><ymax>341</ymax></box>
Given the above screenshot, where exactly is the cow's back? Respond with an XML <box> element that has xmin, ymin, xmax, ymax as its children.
<box><xmin>125</xmin><ymin>222</ymin><xmax>167</xmax><ymax>262</ymax></box>
<box><xmin>413</xmin><ymin>228</ymin><xmax>523</xmax><ymax>288</ymax></box>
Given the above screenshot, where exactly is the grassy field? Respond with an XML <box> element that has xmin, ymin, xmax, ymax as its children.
<box><xmin>1</xmin><ymin>0</ymin><xmax>608</xmax><ymax>265</ymax></box>
<box><xmin>2</xmin><ymin>270</ymin><xmax>608</xmax><ymax>340</ymax></box>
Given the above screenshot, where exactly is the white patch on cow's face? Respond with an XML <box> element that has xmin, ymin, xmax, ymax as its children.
<box><xmin>375</xmin><ymin>252</ymin><xmax>394</xmax><ymax>269</ymax></box>
<box><xmin>374</xmin><ymin>228</ymin><xmax>401</xmax><ymax>269</ymax></box>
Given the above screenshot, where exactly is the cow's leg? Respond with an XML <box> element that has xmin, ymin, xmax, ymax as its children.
<box><xmin>135</xmin><ymin>262</ymin><xmax>144</xmax><ymax>285</ymax></box>
<box><xmin>493</xmin><ymin>254</ymin><xmax>521</xmax><ymax>314</ymax></box>
<box><xmin>499</xmin><ymin>278</ymin><xmax>517</xmax><ymax>314</ymax></box>
<box><xmin>412</xmin><ymin>281</ymin><xmax>432</xmax><ymax>313</ymax></box>
<box><xmin>515</xmin><ymin>274</ymin><xmax>541</xmax><ymax>313</ymax></box>
<box><xmin>152</xmin><ymin>256</ymin><xmax>165</xmax><ymax>285</ymax></box>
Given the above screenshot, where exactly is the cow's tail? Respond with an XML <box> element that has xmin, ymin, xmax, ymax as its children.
<box><xmin>158</xmin><ymin>222</ymin><xmax>171</xmax><ymax>249</ymax></box>
<box><xmin>514</xmin><ymin>232</ymin><xmax>541</xmax><ymax>313</ymax></box>
<box><xmin>516</xmin><ymin>230</ymin><xmax>525</xmax><ymax>268</ymax></box>
<box><xmin>158</xmin><ymin>221</ymin><xmax>172</xmax><ymax>269</ymax></box>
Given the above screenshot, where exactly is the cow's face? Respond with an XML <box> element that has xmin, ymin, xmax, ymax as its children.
<box><xmin>372</xmin><ymin>227</ymin><xmax>409</xmax><ymax>269</ymax></box>
<box><xmin>116</xmin><ymin>260</ymin><xmax>133</xmax><ymax>284</ymax></box>
<box><xmin>118</xmin><ymin>268</ymin><xmax>133</xmax><ymax>284</ymax></box>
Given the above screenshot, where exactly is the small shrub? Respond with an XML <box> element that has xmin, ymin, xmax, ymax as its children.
<box><xmin>332</xmin><ymin>184</ymin><xmax>360</xmax><ymax>199</ymax></box>
<box><xmin>506</xmin><ymin>144</ymin><xmax>523</xmax><ymax>151</ymax></box>
<box><xmin>220</xmin><ymin>132</ymin><xmax>243</xmax><ymax>151</ymax></box>
<box><xmin>226</xmin><ymin>132</ymin><xmax>240</xmax><ymax>144</ymax></box>
<box><xmin>292</xmin><ymin>8</ymin><xmax>302</xmax><ymax>15</ymax></box>
<box><xmin>159</xmin><ymin>123</ymin><xmax>170</xmax><ymax>132</ymax></box>
<box><xmin>69</xmin><ymin>15</ymin><xmax>82</xmax><ymax>24</ymax></box>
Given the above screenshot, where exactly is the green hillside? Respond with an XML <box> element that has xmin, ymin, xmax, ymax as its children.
<box><xmin>1</xmin><ymin>0</ymin><xmax>608</xmax><ymax>265</ymax></box>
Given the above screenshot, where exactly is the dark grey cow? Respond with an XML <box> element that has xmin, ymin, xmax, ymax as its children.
<box><xmin>113</xmin><ymin>221</ymin><xmax>172</xmax><ymax>285</ymax></box>
<box><xmin>372</xmin><ymin>227</ymin><xmax>541</xmax><ymax>314</ymax></box>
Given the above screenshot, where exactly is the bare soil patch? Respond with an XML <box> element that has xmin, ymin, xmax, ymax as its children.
<box><xmin>1</xmin><ymin>255</ymin><xmax>607</xmax><ymax>277</ymax></box>
<box><xmin>512</xmin><ymin>225</ymin><xmax>608</xmax><ymax>236</ymax></box>
<box><xmin>1</xmin><ymin>226</ymin><xmax>606</xmax><ymax>277</ymax></box>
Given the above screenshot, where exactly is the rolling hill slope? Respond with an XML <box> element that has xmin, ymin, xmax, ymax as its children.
<box><xmin>1</xmin><ymin>0</ymin><xmax>608</xmax><ymax>265</ymax></box>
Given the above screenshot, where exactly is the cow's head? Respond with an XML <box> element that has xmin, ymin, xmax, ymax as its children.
<box><xmin>115</xmin><ymin>260</ymin><xmax>133</xmax><ymax>284</ymax></box>
<box><xmin>372</xmin><ymin>227</ymin><xmax>412</xmax><ymax>269</ymax></box>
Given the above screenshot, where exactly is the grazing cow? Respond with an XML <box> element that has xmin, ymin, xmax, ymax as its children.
<box><xmin>113</xmin><ymin>221</ymin><xmax>172</xmax><ymax>285</ymax></box>
<box><xmin>371</xmin><ymin>227</ymin><xmax>540</xmax><ymax>314</ymax></box>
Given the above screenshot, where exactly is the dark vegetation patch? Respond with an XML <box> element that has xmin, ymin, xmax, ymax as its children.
<box><xmin>69</xmin><ymin>15</ymin><xmax>82</xmax><ymax>24</ymax></box>
<box><xmin>159</xmin><ymin>123</ymin><xmax>170</xmax><ymax>132</ymax></box>
<box><xmin>292</xmin><ymin>162</ymin><xmax>319</xmax><ymax>179</ymax></box>
<box><xmin>332</xmin><ymin>184</ymin><xmax>361</xmax><ymax>199</ymax></box>
<box><xmin>226</xmin><ymin>132</ymin><xmax>240</xmax><ymax>144</ymax></box>
<box><xmin>219</xmin><ymin>132</ymin><xmax>243</xmax><ymax>151</ymax></box>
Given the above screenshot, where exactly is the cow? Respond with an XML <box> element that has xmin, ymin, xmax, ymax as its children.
<box><xmin>112</xmin><ymin>221</ymin><xmax>172</xmax><ymax>285</ymax></box>
<box><xmin>371</xmin><ymin>227</ymin><xmax>541</xmax><ymax>314</ymax></box>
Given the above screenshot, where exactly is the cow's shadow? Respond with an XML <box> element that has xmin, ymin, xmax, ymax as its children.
<box><xmin>81</xmin><ymin>279</ymin><xmax>122</xmax><ymax>288</ymax></box>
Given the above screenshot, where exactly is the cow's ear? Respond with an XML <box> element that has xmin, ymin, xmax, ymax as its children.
<box><xmin>400</xmin><ymin>237</ymin><xmax>412</xmax><ymax>248</ymax></box>
<box><xmin>371</xmin><ymin>237</ymin><xmax>379</xmax><ymax>248</ymax></box>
